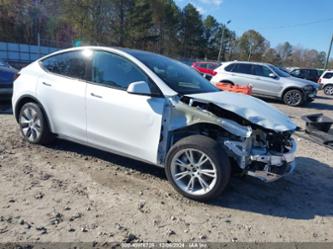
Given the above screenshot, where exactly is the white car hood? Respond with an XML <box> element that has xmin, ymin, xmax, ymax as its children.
<box><xmin>186</xmin><ymin>91</ymin><xmax>297</xmax><ymax>132</ymax></box>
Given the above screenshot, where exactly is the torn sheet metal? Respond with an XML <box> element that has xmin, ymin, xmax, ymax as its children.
<box><xmin>167</xmin><ymin>97</ymin><xmax>252</xmax><ymax>138</ymax></box>
<box><xmin>186</xmin><ymin>91</ymin><xmax>297</xmax><ymax>132</ymax></box>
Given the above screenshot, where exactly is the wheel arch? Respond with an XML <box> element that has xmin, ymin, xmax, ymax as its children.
<box><xmin>323</xmin><ymin>83</ymin><xmax>333</xmax><ymax>88</ymax></box>
<box><xmin>14</xmin><ymin>95</ymin><xmax>54</xmax><ymax>132</ymax></box>
<box><xmin>323</xmin><ymin>84</ymin><xmax>333</xmax><ymax>95</ymax></box>
<box><xmin>219</xmin><ymin>80</ymin><xmax>234</xmax><ymax>85</ymax></box>
<box><xmin>166</xmin><ymin>122</ymin><xmax>231</xmax><ymax>157</ymax></box>
<box><xmin>281</xmin><ymin>86</ymin><xmax>304</xmax><ymax>98</ymax></box>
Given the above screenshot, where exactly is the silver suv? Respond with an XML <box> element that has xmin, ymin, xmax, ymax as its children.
<box><xmin>211</xmin><ymin>61</ymin><xmax>319</xmax><ymax>106</ymax></box>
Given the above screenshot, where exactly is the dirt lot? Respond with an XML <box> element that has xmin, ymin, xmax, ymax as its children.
<box><xmin>0</xmin><ymin>92</ymin><xmax>333</xmax><ymax>243</ymax></box>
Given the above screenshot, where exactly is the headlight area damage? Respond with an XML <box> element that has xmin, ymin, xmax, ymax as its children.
<box><xmin>159</xmin><ymin>93</ymin><xmax>297</xmax><ymax>183</ymax></box>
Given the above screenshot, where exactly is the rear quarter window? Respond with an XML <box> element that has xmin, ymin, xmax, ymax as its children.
<box><xmin>224</xmin><ymin>63</ymin><xmax>236</xmax><ymax>72</ymax></box>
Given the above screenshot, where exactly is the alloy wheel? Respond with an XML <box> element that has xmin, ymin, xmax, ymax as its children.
<box><xmin>19</xmin><ymin>106</ymin><xmax>42</xmax><ymax>142</ymax></box>
<box><xmin>324</xmin><ymin>85</ymin><xmax>333</xmax><ymax>95</ymax></box>
<box><xmin>170</xmin><ymin>149</ymin><xmax>217</xmax><ymax>196</ymax></box>
<box><xmin>284</xmin><ymin>90</ymin><xmax>302</xmax><ymax>106</ymax></box>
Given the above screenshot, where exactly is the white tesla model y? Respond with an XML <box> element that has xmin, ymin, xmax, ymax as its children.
<box><xmin>12</xmin><ymin>47</ymin><xmax>297</xmax><ymax>201</ymax></box>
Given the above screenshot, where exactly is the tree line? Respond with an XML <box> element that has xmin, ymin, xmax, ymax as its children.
<box><xmin>0</xmin><ymin>0</ymin><xmax>331</xmax><ymax>68</ymax></box>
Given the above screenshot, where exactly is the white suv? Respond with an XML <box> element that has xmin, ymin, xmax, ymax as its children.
<box><xmin>12</xmin><ymin>47</ymin><xmax>297</xmax><ymax>201</ymax></box>
<box><xmin>318</xmin><ymin>70</ymin><xmax>333</xmax><ymax>95</ymax></box>
<box><xmin>211</xmin><ymin>61</ymin><xmax>319</xmax><ymax>106</ymax></box>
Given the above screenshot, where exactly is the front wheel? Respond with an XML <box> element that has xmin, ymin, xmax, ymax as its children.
<box><xmin>323</xmin><ymin>85</ymin><xmax>333</xmax><ymax>95</ymax></box>
<box><xmin>165</xmin><ymin>135</ymin><xmax>231</xmax><ymax>201</ymax></box>
<box><xmin>283</xmin><ymin>89</ymin><xmax>304</xmax><ymax>106</ymax></box>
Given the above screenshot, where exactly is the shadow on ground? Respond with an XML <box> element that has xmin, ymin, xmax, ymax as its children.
<box><xmin>48</xmin><ymin>139</ymin><xmax>166</xmax><ymax>179</ymax></box>
<box><xmin>262</xmin><ymin>97</ymin><xmax>333</xmax><ymax>112</ymax></box>
<box><xmin>48</xmin><ymin>139</ymin><xmax>333</xmax><ymax>220</ymax></box>
<box><xmin>211</xmin><ymin>156</ymin><xmax>333</xmax><ymax>220</ymax></box>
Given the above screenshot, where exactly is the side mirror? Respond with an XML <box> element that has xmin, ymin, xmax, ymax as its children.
<box><xmin>127</xmin><ymin>81</ymin><xmax>152</xmax><ymax>95</ymax></box>
<box><xmin>269</xmin><ymin>73</ymin><xmax>278</xmax><ymax>79</ymax></box>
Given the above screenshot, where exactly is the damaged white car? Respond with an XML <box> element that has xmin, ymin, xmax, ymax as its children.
<box><xmin>12</xmin><ymin>47</ymin><xmax>297</xmax><ymax>201</ymax></box>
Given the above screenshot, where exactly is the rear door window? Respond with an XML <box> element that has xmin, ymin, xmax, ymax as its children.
<box><xmin>308</xmin><ymin>70</ymin><xmax>318</xmax><ymax>78</ymax></box>
<box><xmin>41</xmin><ymin>51</ymin><xmax>88</xmax><ymax>80</ymax></box>
<box><xmin>233</xmin><ymin>63</ymin><xmax>253</xmax><ymax>75</ymax></box>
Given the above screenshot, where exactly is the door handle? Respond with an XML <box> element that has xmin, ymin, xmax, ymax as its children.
<box><xmin>42</xmin><ymin>82</ymin><xmax>52</xmax><ymax>87</ymax></box>
<box><xmin>90</xmin><ymin>93</ymin><xmax>103</xmax><ymax>98</ymax></box>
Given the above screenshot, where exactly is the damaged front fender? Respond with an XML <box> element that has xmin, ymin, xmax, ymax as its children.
<box><xmin>166</xmin><ymin>96</ymin><xmax>252</xmax><ymax>138</ymax></box>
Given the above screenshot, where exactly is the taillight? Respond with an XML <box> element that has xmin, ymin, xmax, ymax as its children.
<box><xmin>212</xmin><ymin>70</ymin><xmax>217</xmax><ymax>76</ymax></box>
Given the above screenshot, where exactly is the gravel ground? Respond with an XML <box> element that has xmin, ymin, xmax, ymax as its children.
<box><xmin>0</xmin><ymin>92</ymin><xmax>332</xmax><ymax>243</ymax></box>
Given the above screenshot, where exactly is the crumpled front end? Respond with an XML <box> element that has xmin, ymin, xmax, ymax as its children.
<box><xmin>163</xmin><ymin>95</ymin><xmax>297</xmax><ymax>183</ymax></box>
<box><xmin>224</xmin><ymin>129</ymin><xmax>297</xmax><ymax>182</ymax></box>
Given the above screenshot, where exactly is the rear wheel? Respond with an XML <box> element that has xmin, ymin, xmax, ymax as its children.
<box><xmin>283</xmin><ymin>89</ymin><xmax>304</xmax><ymax>106</ymax></box>
<box><xmin>165</xmin><ymin>135</ymin><xmax>231</xmax><ymax>201</ymax></box>
<box><xmin>323</xmin><ymin>85</ymin><xmax>333</xmax><ymax>95</ymax></box>
<box><xmin>18</xmin><ymin>102</ymin><xmax>53</xmax><ymax>144</ymax></box>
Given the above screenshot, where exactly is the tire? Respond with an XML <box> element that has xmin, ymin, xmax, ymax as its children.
<box><xmin>323</xmin><ymin>84</ymin><xmax>333</xmax><ymax>95</ymax></box>
<box><xmin>165</xmin><ymin>135</ymin><xmax>231</xmax><ymax>201</ymax></box>
<box><xmin>283</xmin><ymin>89</ymin><xmax>304</xmax><ymax>106</ymax></box>
<box><xmin>18</xmin><ymin>102</ymin><xmax>53</xmax><ymax>145</ymax></box>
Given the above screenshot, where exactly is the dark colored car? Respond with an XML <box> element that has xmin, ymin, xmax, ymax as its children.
<box><xmin>289</xmin><ymin>68</ymin><xmax>320</xmax><ymax>83</ymax></box>
<box><xmin>192</xmin><ymin>61</ymin><xmax>220</xmax><ymax>80</ymax></box>
<box><xmin>0</xmin><ymin>59</ymin><xmax>18</xmax><ymax>99</ymax></box>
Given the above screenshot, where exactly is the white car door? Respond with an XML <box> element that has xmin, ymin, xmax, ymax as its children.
<box><xmin>37</xmin><ymin>50</ymin><xmax>89</xmax><ymax>141</ymax></box>
<box><xmin>86</xmin><ymin>50</ymin><xmax>165</xmax><ymax>164</ymax></box>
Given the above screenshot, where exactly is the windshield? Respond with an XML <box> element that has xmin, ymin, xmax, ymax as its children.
<box><xmin>126</xmin><ymin>50</ymin><xmax>219</xmax><ymax>94</ymax></box>
<box><xmin>268</xmin><ymin>65</ymin><xmax>290</xmax><ymax>77</ymax></box>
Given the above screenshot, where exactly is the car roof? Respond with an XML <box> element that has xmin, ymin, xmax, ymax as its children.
<box><xmin>291</xmin><ymin>68</ymin><xmax>319</xmax><ymax>71</ymax></box>
<box><xmin>194</xmin><ymin>61</ymin><xmax>219</xmax><ymax>64</ymax></box>
<box><xmin>223</xmin><ymin>61</ymin><xmax>273</xmax><ymax>67</ymax></box>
